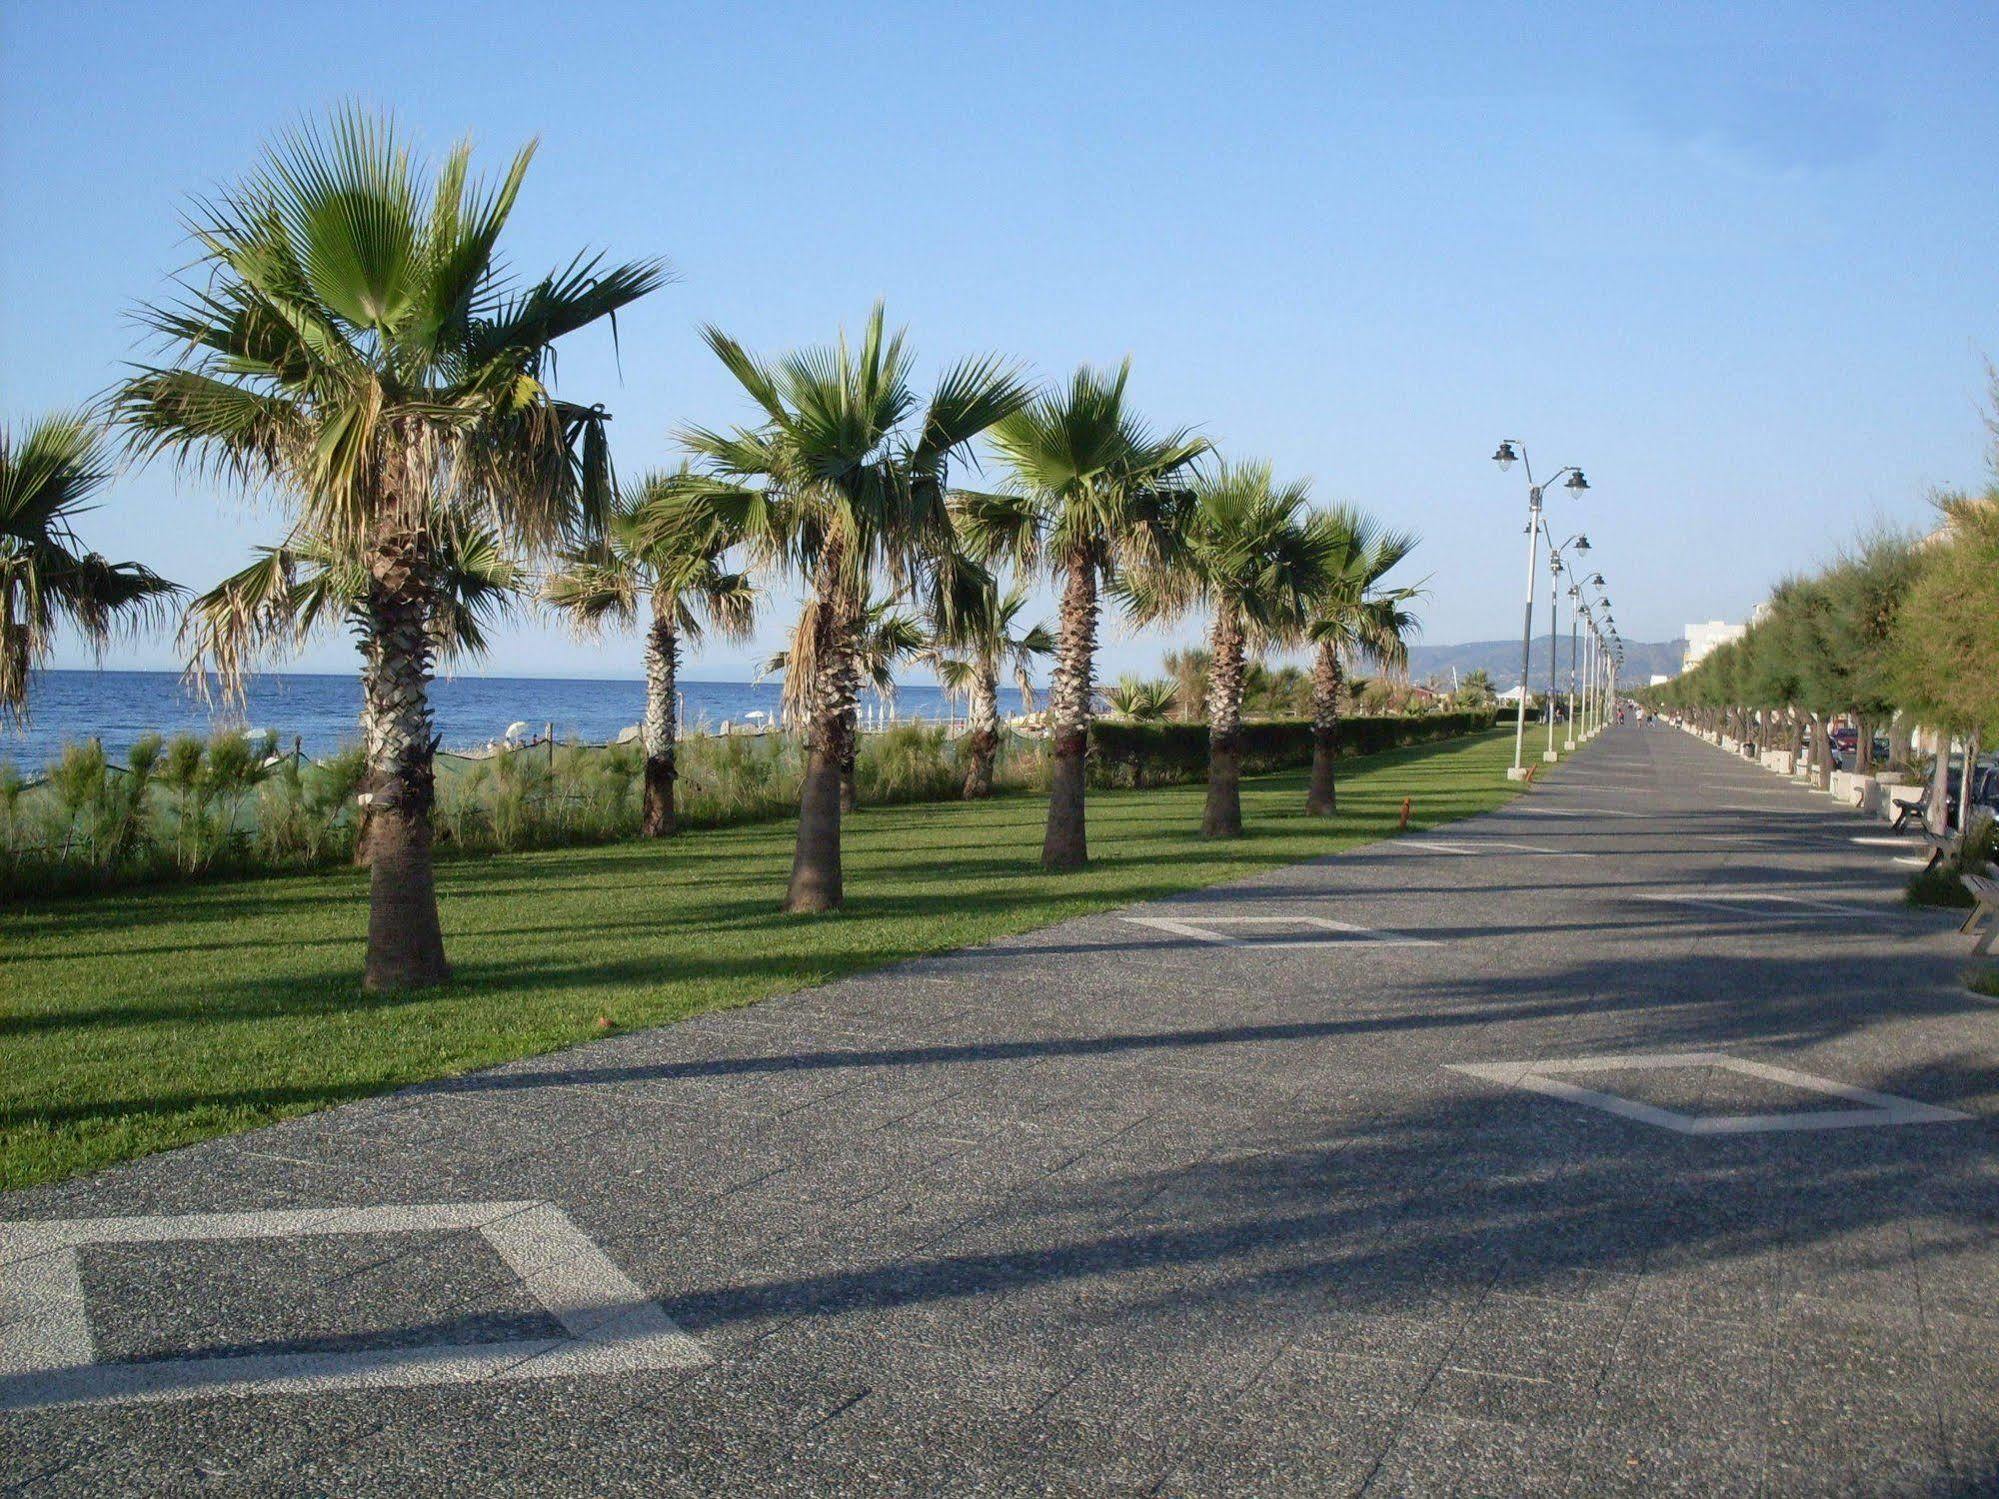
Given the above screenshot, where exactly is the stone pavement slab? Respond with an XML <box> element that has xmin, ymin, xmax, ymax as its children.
<box><xmin>4</xmin><ymin>724</ymin><xmax>1997</xmax><ymax>1494</ymax></box>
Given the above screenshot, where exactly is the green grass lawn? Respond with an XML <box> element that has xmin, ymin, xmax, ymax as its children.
<box><xmin>3</xmin><ymin>728</ymin><xmax>1533</xmax><ymax>1192</ymax></box>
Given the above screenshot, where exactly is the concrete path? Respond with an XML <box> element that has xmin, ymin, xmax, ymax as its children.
<box><xmin>5</xmin><ymin>726</ymin><xmax>1997</xmax><ymax>1496</ymax></box>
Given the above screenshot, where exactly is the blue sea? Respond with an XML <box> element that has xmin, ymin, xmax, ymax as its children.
<box><xmin>6</xmin><ymin>671</ymin><xmax>1030</xmax><ymax>769</ymax></box>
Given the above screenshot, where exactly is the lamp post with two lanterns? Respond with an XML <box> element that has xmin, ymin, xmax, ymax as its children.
<box><xmin>1492</xmin><ymin>440</ymin><xmax>1589</xmax><ymax>780</ymax></box>
<box><xmin>1577</xmin><ymin>572</ymin><xmax>1606</xmax><ymax>738</ymax></box>
<box><xmin>1546</xmin><ymin>534</ymin><xmax>1590</xmax><ymax>761</ymax></box>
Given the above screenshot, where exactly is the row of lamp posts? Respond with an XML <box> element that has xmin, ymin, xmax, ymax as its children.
<box><xmin>1492</xmin><ymin>440</ymin><xmax>1622</xmax><ymax>781</ymax></box>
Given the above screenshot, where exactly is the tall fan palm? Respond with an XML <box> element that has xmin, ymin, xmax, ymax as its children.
<box><xmin>1304</xmin><ymin>508</ymin><xmax>1420</xmax><ymax>814</ymax></box>
<box><xmin>980</xmin><ymin>362</ymin><xmax>1207</xmax><ymax>867</ymax></box>
<box><xmin>762</xmin><ymin>593</ymin><xmax>926</xmax><ymax>810</ymax></box>
<box><xmin>547</xmin><ymin>473</ymin><xmax>755</xmax><ymax>836</ymax></box>
<box><xmin>116</xmin><ymin>108</ymin><xmax>664</xmax><ymax>989</ymax></box>
<box><xmin>1</xmin><ymin>414</ymin><xmax>179</xmax><ymax>723</ymax></box>
<box><xmin>1125</xmin><ymin>461</ymin><xmax>1337</xmax><ymax>837</ymax></box>
<box><xmin>923</xmin><ymin>576</ymin><xmax>1053</xmax><ymax>798</ymax></box>
<box><xmin>681</xmin><ymin>304</ymin><xmax>1031</xmax><ymax>911</ymax></box>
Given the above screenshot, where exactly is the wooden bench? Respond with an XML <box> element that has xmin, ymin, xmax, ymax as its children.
<box><xmin>1960</xmin><ymin>869</ymin><xmax>1999</xmax><ymax>956</ymax></box>
<box><xmin>1891</xmin><ymin>785</ymin><xmax>1933</xmax><ymax>832</ymax></box>
<box><xmin>1919</xmin><ymin>828</ymin><xmax>1959</xmax><ymax>873</ymax></box>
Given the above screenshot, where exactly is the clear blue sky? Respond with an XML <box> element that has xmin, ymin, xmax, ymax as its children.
<box><xmin>6</xmin><ymin>1</ymin><xmax>1996</xmax><ymax>681</ymax></box>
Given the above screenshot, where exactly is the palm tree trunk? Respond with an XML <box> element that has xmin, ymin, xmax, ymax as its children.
<box><xmin>359</xmin><ymin>534</ymin><xmax>449</xmax><ymax>991</ymax></box>
<box><xmin>1042</xmin><ymin>553</ymin><xmax>1098</xmax><ymax>869</ymax></box>
<box><xmin>1306</xmin><ymin>639</ymin><xmax>1343</xmax><ymax>815</ymax></box>
<box><xmin>0</xmin><ymin>579</ymin><xmax>28</xmax><ymax>725</ymax></box>
<box><xmin>1203</xmin><ymin>607</ymin><xmax>1246</xmax><ymax>837</ymax></box>
<box><xmin>352</xmin><ymin>630</ymin><xmax>381</xmax><ymax>867</ymax></box>
<box><xmin>963</xmin><ymin>659</ymin><xmax>1000</xmax><ymax>799</ymax></box>
<box><xmin>839</xmin><ymin>705</ymin><xmax>860</xmax><ymax>812</ymax></box>
<box><xmin>641</xmin><ymin>591</ymin><xmax>678</xmax><ymax>837</ymax></box>
<box><xmin>786</xmin><ymin>553</ymin><xmax>856</xmax><ymax>913</ymax></box>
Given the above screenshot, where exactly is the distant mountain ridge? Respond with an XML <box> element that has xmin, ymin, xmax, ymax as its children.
<box><xmin>1402</xmin><ymin>637</ymin><xmax>1687</xmax><ymax>689</ymax></box>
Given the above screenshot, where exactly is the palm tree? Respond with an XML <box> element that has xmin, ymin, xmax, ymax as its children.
<box><xmin>117</xmin><ymin>109</ymin><xmax>663</xmax><ymax>988</ymax></box>
<box><xmin>924</xmin><ymin>577</ymin><xmax>1053</xmax><ymax>797</ymax></box>
<box><xmin>1125</xmin><ymin>461</ymin><xmax>1336</xmax><ymax>836</ymax></box>
<box><xmin>1101</xmin><ymin>676</ymin><xmax>1179</xmax><ymax>722</ymax></box>
<box><xmin>982</xmin><ymin>363</ymin><xmax>1207</xmax><ymax>868</ymax></box>
<box><xmin>1</xmin><ymin>414</ymin><xmax>179</xmax><ymax>723</ymax></box>
<box><xmin>1304</xmin><ymin>508</ymin><xmax>1420</xmax><ymax>814</ymax></box>
<box><xmin>182</xmin><ymin>523</ymin><xmax>527</xmax><ymax>862</ymax></box>
<box><xmin>680</xmin><ymin>304</ymin><xmax>1030</xmax><ymax>911</ymax></box>
<box><xmin>546</xmin><ymin>474</ymin><xmax>754</xmax><ymax>836</ymax></box>
<box><xmin>763</xmin><ymin>593</ymin><xmax>925</xmax><ymax>811</ymax></box>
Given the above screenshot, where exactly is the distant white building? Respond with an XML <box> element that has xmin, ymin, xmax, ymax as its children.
<box><xmin>1682</xmin><ymin>620</ymin><xmax>1747</xmax><ymax>672</ymax></box>
<box><xmin>1648</xmin><ymin>673</ymin><xmax>1672</xmax><ymax>687</ymax></box>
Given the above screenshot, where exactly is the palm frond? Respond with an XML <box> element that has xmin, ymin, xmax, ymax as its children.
<box><xmin>1</xmin><ymin>413</ymin><xmax>183</xmax><ymax>722</ymax></box>
<box><xmin>117</xmin><ymin>105</ymin><xmax>664</xmax><ymax>569</ymax></box>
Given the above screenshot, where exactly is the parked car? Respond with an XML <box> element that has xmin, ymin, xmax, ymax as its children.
<box><xmin>1830</xmin><ymin>733</ymin><xmax>1893</xmax><ymax>772</ymax></box>
<box><xmin>1920</xmin><ymin>756</ymin><xmax>1999</xmax><ymax>824</ymax></box>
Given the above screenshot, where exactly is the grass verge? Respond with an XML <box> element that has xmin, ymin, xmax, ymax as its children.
<box><xmin>3</xmin><ymin>728</ymin><xmax>1528</xmax><ymax>1191</ymax></box>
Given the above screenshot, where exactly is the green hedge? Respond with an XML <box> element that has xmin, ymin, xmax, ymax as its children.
<box><xmin>1086</xmin><ymin>710</ymin><xmax>1498</xmax><ymax>788</ymax></box>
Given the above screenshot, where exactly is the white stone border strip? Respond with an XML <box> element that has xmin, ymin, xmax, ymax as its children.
<box><xmin>1396</xmin><ymin>838</ymin><xmax>1584</xmax><ymax>858</ymax></box>
<box><xmin>0</xmin><ymin>1201</ymin><xmax>709</xmax><ymax>1411</ymax></box>
<box><xmin>1448</xmin><ymin>1051</ymin><xmax>1971</xmax><ymax>1135</ymax></box>
<box><xmin>1120</xmin><ymin>915</ymin><xmax>1439</xmax><ymax>948</ymax></box>
<box><xmin>1511</xmin><ymin>806</ymin><xmax>1645</xmax><ymax>819</ymax></box>
<box><xmin>1636</xmin><ymin>891</ymin><xmax>1895</xmax><ymax>921</ymax></box>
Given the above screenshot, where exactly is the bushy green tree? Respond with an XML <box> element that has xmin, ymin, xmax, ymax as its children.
<box><xmin>1891</xmin><ymin>488</ymin><xmax>1999</xmax><ymax>742</ymax></box>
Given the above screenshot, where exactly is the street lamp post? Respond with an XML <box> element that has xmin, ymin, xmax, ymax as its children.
<box><xmin>1564</xmin><ymin>585</ymin><xmax>1581</xmax><ymax>749</ymax></box>
<box><xmin>1545</xmin><ymin>534</ymin><xmax>1589</xmax><ymax>761</ymax></box>
<box><xmin>1576</xmin><ymin>610</ymin><xmax>1591</xmax><ymax>739</ymax></box>
<box><xmin>1588</xmin><ymin>621</ymin><xmax>1601</xmax><ymax>736</ymax></box>
<box><xmin>1583</xmin><ymin>623</ymin><xmax>1599</xmax><ymax>739</ymax></box>
<box><xmin>1546</xmin><ymin>553</ymin><xmax>1561</xmax><ymax>762</ymax></box>
<box><xmin>1579</xmin><ymin>574</ymin><xmax>1607</xmax><ymax>737</ymax></box>
<box><xmin>1493</xmin><ymin>442</ymin><xmax>1589</xmax><ymax>780</ymax></box>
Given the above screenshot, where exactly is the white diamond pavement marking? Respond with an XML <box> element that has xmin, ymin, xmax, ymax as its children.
<box><xmin>1448</xmin><ymin>1052</ymin><xmax>1972</xmax><ymax>1135</ymax></box>
<box><xmin>1119</xmin><ymin>915</ymin><xmax>1439</xmax><ymax>948</ymax></box>
<box><xmin>0</xmin><ymin>1201</ymin><xmax>709</xmax><ymax>1411</ymax></box>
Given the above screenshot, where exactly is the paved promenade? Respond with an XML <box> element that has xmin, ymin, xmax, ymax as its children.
<box><xmin>5</xmin><ymin>726</ymin><xmax>1996</xmax><ymax>1495</ymax></box>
